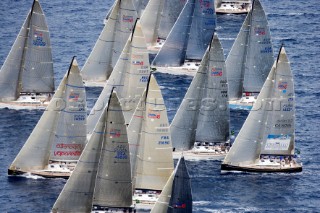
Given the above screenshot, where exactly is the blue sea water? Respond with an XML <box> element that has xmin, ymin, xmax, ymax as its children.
<box><xmin>0</xmin><ymin>0</ymin><xmax>319</xmax><ymax>212</ymax></box>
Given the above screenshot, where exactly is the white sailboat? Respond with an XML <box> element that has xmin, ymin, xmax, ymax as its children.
<box><xmin>140</xmin><ymin>0</ymin><xmax>186</xmax><ymax>54</ymax></box>
<box><xmin>128</xmin><ymin>74</ymin><xmax>174</xmax><ymax>208</ymax></box>
<box><xmin>86</xmin><ymin>20</ymin><xmax>150</xmax><ymax>136</ymax></box>
<box><xmin>227</xmin><ymin>0</ymin><xmax>274</xmax><ymax>110</ymax></box>
<box><xmin>221</xmin><ymin>46</ymin><xmax>302</xmax><ymax>173</ymax></box>
<box><xmin>8</xmin><ymin>57</ymin><xmax>87</xmax><ymax>178</ymax></box>
<box><xmin>0</xmin><ymin>0</ymin><xmax>54</xmax><ymax>109</ymax></box>
<box><xmin>152</xmin><ymin>0</ymin><xmax>216</xmax><ymax>76</ymax></box>
<box><xmin>82</xmin><ymin>0</ymin><xmax>139</xmax><ymax>86</ymax></box>
<box><xmin>215</xmin><ymin>0</ymin><xmax>252</xmax><ymax>14</ymax></box>
<box><xmin>52</xmin><ymin>91</ymin><xmax>134</xmax><ymax>213</ymax></box>
<box><xmin>170</xmin><ymin>34</ymin><xmax>230</xmax><ymax>161</ymax></box>
<box><xmin>151</xmin><ymin>156</ymin><xmax>193</xmax><ymax>213</ymax></box>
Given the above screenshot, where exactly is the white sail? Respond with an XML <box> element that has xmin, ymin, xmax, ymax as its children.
<box><xmin>0</xmin><ymin>0</ymin><xmax>54</xmax><ymax>101</ymax></box>
<box><xmin>133</xmin><ymin>0</ymin><xmax>149</xmax><ymax>16</ymax></box>
<box><xmin>133</xmin><ymin>74</ymin><xmax>174</xmax><ymax>191</ymax></box>
<box><xmin>52</xmin><ymin>92</ymin><xmax>132</xmax><ymax>212</ymax></box>
<box><xmin>226</xmin><ymin>0</ymin><xmax>274</xmax><ymax>100</ymax></box>
<box><xmin>158</xmin><ymin>0</ymin><xmax>187</xmax><ymax>39</ymax></box>
<box><xmin>223</xmin><ymin>46</ymin><xmax>295</xmax><ymax>166</ymax></box>
<box><xmin>87</xmin><ymin>20</ymin><xmax>150</xmax><ymax>134</ymax></box>
<box><xmin>82</xmin><ymin>0</ymin><xmax>138</xmax><ymax>82</ymax></box>
<box><xmin>140</xmin><ymin>0</ymin><xmax>165</xmax><ymax>45</ymax></box>
<box><xmin>152</xmin><ymin>0</ymin><xmax>216</xmax><ymax>67</ymax></box>
<box><xmin>170</xmin><ymin>34</ymin><xmax>229</xmax><ymax>150</ymax></box>
<box><xmin>9</xmin><ymin>57</ymin><xmax>86</xmax><ymax>172</ymax></box>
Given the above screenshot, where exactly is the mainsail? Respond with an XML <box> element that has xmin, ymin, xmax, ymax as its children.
<box><xmin>152</xmin><ymin>0</ymin><xmax>216</xmax><ymax>67</ymax></box>
<box><xmin>81</xmin><ymin>0</ymin><xmax>138</xmax><ymax>82</ymax></box>
<box><xmin>226</xmin><ymin>0</ymin><xmax>274</xmax><ymax>100</ymax></box>
<box><xmin>0</xmin><ymin>0</ymin><xmax>54</xmax><ymax>101</ymax></box>
<box><xmin>129</xmin><ymin>74</ymin><xmax>174</xmax><ymax>191</ymax></box>
<box><xmin>9</xmin><ymin>57</ymin><xmax>86</xmax><ymax>172</ymax></box>
<box><xmin>150</xmin><ymin>156</ymin><xmax>193</xmax><ymax>213</ymax></box>
<box><xmin>170</xmin><ymin>34</ymin><xmax>229</xmax><ymax>151</ymax></box>
<box><xmin>223</xmin><ymin>46</ymin><xmax>296</xmax><ymax>166</ymax></box>
<box><xmin>87</xmin><ymin>20</ymin><xmax>150</xmax><ymax>134</ymax></box>
<box><xmin>52</xmin><ymin>92</ymin><xmax>132</xmax><ymax>212</ymax></box>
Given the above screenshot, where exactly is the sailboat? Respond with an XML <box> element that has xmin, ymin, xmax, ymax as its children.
<box><xmin>0</xmin><ymin>0</ymin><xmax>54</xmax><ymax>109</ymax></box>
<box><xmin>170</xmin><ymin>34</ymin><xmax>230</xmax><ymax>161</ymax></box>
<box><xmin>128</xmin><ymin>74</ymin><xmax>174</xmax><ymax>208</ymax></box>
<box><xmin>86</xmin><ymin>20</ymin><xmax>150</xmax><ymax>136</ymax></box>
<box><xmin>151</xmin><ymin>156</ymin><xmax>193</xmax><ymax>213</ymax></box>
<box><xmin>82</xmin><ymin>0</ymin><xmax>139</xmax><ymax>86</ymax></box>
<box><xmin>221</xmin><ymin>46</ymin><xmax>302</xmax><ymax>173</ymax></box>
<box><xmin>140</xmin><ymin>0</ymin><xmax>186</xmax><ymax>54</ymax></box>
<box><xmin>226</xmin><ymin>0</ymin><xmax>274</xmax><ymax>110</ymax></box>
<box><xmin>8</xmin><ymin>57</ymin><xmax>87</xmax><ymax>178</ymax></box>
<box><xmin>152</xmin><ymin>0</ymin><xmax>216</xmax><ymax>76</ymax></box>
<box><xmin>52</xmin><ymin>91</ymin><xmax>134</xmax><ymax>212</ymax></box>
<box><xmin>215</xmin><ymin>0</ymin><xmax>252</xmax><ymax>14</ymax></box>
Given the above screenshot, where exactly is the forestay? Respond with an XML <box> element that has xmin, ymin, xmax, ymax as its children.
<box><xmin>82</xmin><ymin>0</ymin><xmax>138</xmax><ymax>82</ymax></box>
<box><xmin>223</xmin><ymin>46</ymin><xmax>295</xmax><ymax>166</ymax></box>
<box><xmin>170</xmin><ymin>34</ymin><xmax>229</xmax><ymax>151</ymax></box>
<box><xmin>9</xmin><ymin>57</ymin><xmax>86</xmax><ymax>172</ymax></box>
<box><xmin>226</xmin><ymin>0</ymin><xmax>274</xmax><ymax>100</ymax></box>
<box><xmin>87</xmin><ymin>20</ymin><xmax>150</xmax><ymax>134</ymax></box>
<box><xmin>0</xmin><ymin>0</ymin><xmax>54</xmax><ymax>101</ymax></box>
<box><xmin>52</xmin><ymin>92</ymin><xmax>132</xmax><ymax>212</ymax></box>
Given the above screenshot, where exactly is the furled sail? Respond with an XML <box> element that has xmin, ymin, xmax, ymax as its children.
<box><xmin>151</xmin><ymin>156</ymin><xmax>192</xmax><ymax>213</ymax></box>
<box><xmin>170</xmin><ymin>34</ymin><xmax>229</xmax><ymax>150</ymax></box>
<box><xmin>87</xmin><ymin>20</ymin><xmax>150</xmax><ymax>134</ymax></box>
<box><xmin>158</xmin><ymin>0</ymin><xmax>187</xmax><ymax>39</ymax></box>
<box><xmin>52</xmin><ymin>92</ymin><xmax>132</xmax><ymax>212</ymax></box>
<box><xmin>9</xmin><ymin>57</ymin><xmax>86</xmax><ymax>172</ymax></box>
<box><xmin>223</xmin><ymin>46</ymin><xmax>294</xmax><ymax>166</ymax></box>
<box><xmin>131</xmin><ymin>74</ymin><xmax>174</xmax><ymax>191</ymax></box>
<box><xmin>226</xmin><ymin>0</ymin><xmax>274</xmax><ymax>100</ymax></box>
<box><xmin>140</xmin><ymin>0</ymin><xmax>165</xmax><ymax>45</ymax></box>
<box><xmin>152</xmin><ymin>0</ymin><xmax>216</xmax><ymax>67</ymax></box>
<box><xmin>0</xmin><ymin>0</ymin><xmax>54</xmax><ymax>101</ymax></box>
<box><xmin>82</xmin><ymin>0</ymin><xmax>138</xmax><ymax>82</ymax></box>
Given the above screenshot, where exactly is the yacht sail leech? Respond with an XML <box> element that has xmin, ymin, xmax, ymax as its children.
<box><xmin>0</xmin><ymin>0</ymin><xmax>54</xmax><ymax>109</ymax></box>
<box><xmin>81</xmin><ymin>0</ymin><xmax>138</xmax><ymax>86</ymax></box>
<box><xmin>170</xmin><ymin>34</ymin><xmax>230</xmax><ymax>160</ymax></box>
<box><xmin>8</xmin><ymin>57</ymin><xmax>87</xmax><ymax>178</ymax></box>
<box><xmin>86</xmin><ymin>20</ymin><xmax>150</xmax><ymax>135</ymax></box>
<box><xmin>151</xmin><ymin>156</ymin><xmax>193</xmax><ymax>213</ymax></box>
<box><xmin>129</xmin><ymin>74</ymin><xmax>174</xmax><ymax>207</ymax></box>
<box><xmin>52</xmin><ymin>92</ymin><xmax>133</xmax><ymax>213</ymax></box>
<box><xmin>227</xmin><ymin>0</ymin><xmax>274</xmax><ymax>110</ymax></box>
<box><xmin>221</xmin><ymin>46</ymin><xmax>302</xmax><ymax>173</ymax></box>
<box><xmin>152</xmin><ymin>0</ymin><xmax>216</xmax><ymax>76</ymax></box>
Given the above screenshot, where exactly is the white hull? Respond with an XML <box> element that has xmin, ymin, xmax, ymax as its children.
<box><xmin>0</xmin><ymin>94</ymin><xmax>52</xmax><ymax>110</ymax></box>
<box><xmin>173</xmin><ymin>150</ymin><xmax>226</xmax><ymax>161</ymax></box>
<box><xmin>152</xmin><ymin>61</ymin><xmax>201</xmax><ymax>76</ymax></box>
<box><xmin>229</xmin><ymin>95</ymin><xmax>257</xmax><ymax>110</ymax></box>
<box><xmin>216</xmin><ymin>2</ymin><xmax>251</xmax><ymax>14</ymax></box>
<box><xmin>133</xmin><ymin>190</ymin><xmax>159</xmax><ymax>210</ymax></box>
<box><xmin>84</xmin><ymin>81</ymin><xmax>106</xmax><ymax>87</ymax></box>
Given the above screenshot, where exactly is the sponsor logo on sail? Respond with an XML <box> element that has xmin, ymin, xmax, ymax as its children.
<box><xmin>278</xmin><ymin>81</ymin><xmax>288</xmax><ymax>90</ymax></box>
<box><xmin>69</xmin><ymin>92</ymin><xmax>80</xmax><ymax>101</ymax></box>
<box><xmin>148</xmin><ymin>109</ymin><xmax>160</xmax><ymax>119</ymax></box>
<box><xmin>265</xmin><ymin>134</ymin><xmax>291</xmax><ymax>151</ymax></box>
<box><xmin>110</xmin><ymin>129</ymin><xmax>121</xmax><ymax>138</ymax></box>
<box><xmin>211</xmin><ymin>67</ymin><xmax>223</xmax><ymax>76</ymax></box>
<box><xmin>132</xmin><ymin>60</ymin><xmax>144</xmax><ymax>65</ymax></box>
<box><xmin>123</xmin><ymin>15</ymin><xmax>133</xmax><ymax>22</ymax></box>
<box><xmin>282</xmin><ymin>104</ymin><xmax>293</xmax><ymax>111</ymax></box>
<box><xmin>33</xmin><ymin>30</ymin><xmax>46</xmax><ymax>46</ymax></box>
<box><xmin>254</xmin><ymin>27</ymin><xmax>266</xmax><ymax>35</ymax></box>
